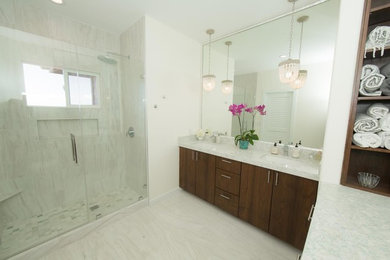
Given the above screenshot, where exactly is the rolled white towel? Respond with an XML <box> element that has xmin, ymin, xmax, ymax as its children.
<box><xmin>353</xmin><ymin>133</ymin><xmax>382</xmax><ymax>148</ymax></box>
<box><xmin>354</xmin><ymin>113</ymin><xmax>381</xmax><ymax>133</ymax></box>
<box><xmin>361</xmin><ymin>64</ymin><xmax>380</xmax><ymax>79</ymax></box>
<box><xmin>367</xmin><ymin>103</ymin><xmax>389</xmax><ymax>119</ymax></box>
<box><xmin>378</xmin><ymin>131</ymin><xmax>390</xmax><ymax>148</ymax></box>
<box><xmin>360</xmin><ymin>73</ymin><xmax>385</xmax><ymax>93</ymax></box>
<box><xmin>385</xmin><ymin>137</ymin><xmax>390</xmax><ymax>150</ymax></box>
<box><xmin>379</xmin><ymin>113</ymin><xmax>390</xmax><ymax>132</ymax></box>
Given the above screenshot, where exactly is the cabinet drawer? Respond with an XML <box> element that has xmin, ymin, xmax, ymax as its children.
<box><xmin>216</xmin><ymin>157</ymin><xmax>241</xmax><ymax>175</ymax></box>
<box><xmin>214</xmin><ymin>188</ymin><xmax>239</xmax><ymax>216</ymax></box>
<box><xmin>215</xmin><ymin>169</ymin><xmax>240</xmax><ymax>195</ymax></box>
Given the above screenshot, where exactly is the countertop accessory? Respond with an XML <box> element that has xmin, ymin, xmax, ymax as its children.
<box><xmin>357</xmin><ymin>172</ymin><xmax>380</xmax><ymax>189</ymax></box>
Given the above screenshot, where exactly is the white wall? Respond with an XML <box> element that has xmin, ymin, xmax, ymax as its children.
<box><xmin>145</xmin><ymin>16</ymin><xmax>202</xmax><ymax>200</ymax></box>
<box><xmin>320</xmin><ymin>0</ymin><xmax>365</xmax><ymax>184</ymax></box>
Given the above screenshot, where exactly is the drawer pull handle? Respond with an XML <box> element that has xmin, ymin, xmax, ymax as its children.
<box><xmin>308</xmin><ymin>204</ymin><xmax>315</xmax><ymax>221</ymax></box>
<box><xmin>219</xmin><ymin>194</ymin><xmax>231</xmax><ymax>200</ymax></box>
<box><xmin>221</xmin><ymin>159</ymin><xmax>232</xmax><ymax>164</ymax></box>
<box><xmin>267</xmin><ymin>170</ymin><xmax>270</xmax><ymax>183</ymax></box>
<box><xmin>221</xmin><ymin>174</ymin><xmax>231</xmax><ymax>179</ymax></box>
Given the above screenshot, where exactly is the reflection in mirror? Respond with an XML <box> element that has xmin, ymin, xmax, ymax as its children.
<box><xmin>201</xmin><ymin>0</ymin><xmax>340</xmax><ymax>149</ymax></box>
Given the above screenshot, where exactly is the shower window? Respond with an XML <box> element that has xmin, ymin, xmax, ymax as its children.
<box><xmin>22</xmin><ymin>63</ymin><xmax>99</xmax><ymax>107</ymax></box>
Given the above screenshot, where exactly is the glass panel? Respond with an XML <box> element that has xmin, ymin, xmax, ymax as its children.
<box><xmin>68</xmin><ymin>73</ymin><xmax>97</xmax><ymax>106</ymax></box>
<box><xmin>0</xmin><ymin>0</ymin><xmax>148</xmax><ymax>258</ymax></box>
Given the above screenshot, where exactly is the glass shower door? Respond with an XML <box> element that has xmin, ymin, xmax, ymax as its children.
<box><xmin>0</xmin><ymin>26</ymin><xmax>89</xmax><ymax>260</ymax></box>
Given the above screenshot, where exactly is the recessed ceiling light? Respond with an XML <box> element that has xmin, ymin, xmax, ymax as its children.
<box><xmin>279</xmin><ymin>54</ymin><xmax>287</xmax><ymax>58</ymax></box>
<box><xmin>51</xmin><ymin>0</ymin><xmax>63</xmax><ymax>4</ymax></box>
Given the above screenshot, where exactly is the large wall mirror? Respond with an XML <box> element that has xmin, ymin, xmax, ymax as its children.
<box><xmin>201</xmin><ymin>0</ymin><xmax>340</xmax><ymax>149</ymax></box>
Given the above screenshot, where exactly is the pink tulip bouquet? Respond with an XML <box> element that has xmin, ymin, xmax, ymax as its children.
<box><xmin>228</xmin><ymin>103</ymin><xmax>266</xmax><ymax>148</ymax></box>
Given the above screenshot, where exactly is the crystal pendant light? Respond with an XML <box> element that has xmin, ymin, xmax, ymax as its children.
<box><xmin>290</xmin><ymin>15</ymin><xmax>309</xmax><ymax>89</ymax></box>
<box><xmin>278</xmin><ymin>0</ymin><xmax>300</xmax><ymax>83</ymax></box>
<box><xmin>221</xmin><ymin>41</ymin><xmax>233</xmax><ymax>94</ymax></box>
<box><xmin>203</xmin><ymin>29</ymin><xmax>216</xmax><ymax>92</ymax></box>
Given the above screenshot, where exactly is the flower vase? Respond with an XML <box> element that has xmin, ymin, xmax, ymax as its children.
<box><xmin>239</xmin><ymin>140</ymin><xmax>249</xmax><ymax>150</ymax></box>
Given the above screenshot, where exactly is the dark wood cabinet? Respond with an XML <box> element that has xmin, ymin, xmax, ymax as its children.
<box><xmin>239</xmin><ymin>163</ymin><xmax>318</xmax><ymax>250</ymax></box>
<box><xmin>214</xmin><ymin>188</ymin><xmax>239</xmax><ymax>216</ymax></box>
<box><xmin>269</xmin><ymin>172</ymin><xmax>318</xmax><ymax>250</ymax></box>
<box><xmin>179</xmin><ymin>147</ymin><xmax>215</xmax><ymax>203</ymax></box>
<box><xmin>179</xmin><ymin>148</ymin><xmax>318</xmax><ymax>250</ymax></box>
<box><xmin>196</xmin><ymin>151</ymin><xmax>216</xmax><ymax>203</ymax></box>
<box><xmin>239</xmin><ymin>164</ymin><xmax>273</xmax><ymax>232</ymax></box>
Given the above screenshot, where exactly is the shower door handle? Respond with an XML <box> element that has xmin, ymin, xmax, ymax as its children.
<box><xmin>70</xmin><ymin>134</ymin><xmax>78</xmax><ymax>164</ymax></box>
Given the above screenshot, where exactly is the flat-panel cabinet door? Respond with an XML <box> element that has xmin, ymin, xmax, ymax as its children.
<box><xmin>269</xmin><ymin>172</ymin><xmax>318</xmax><ymax>250</ymax></box>
<box><xmin>239</xmin><ymin>164</ymin><xmax>273</xmax><ymax>232</ymax></box>
<box><xmin>268</xmin><ymin>171</ymin><xmax>297</xmax><ymax>244</ymax></box>
<box><xmin>179</xmin><ymin>147</ymin><xmax>196</xmax><ymax>194</ymax></box>
<box><xmin>196</xmin><ymin>152</ymin><xmax>216</xmax><ymax>203</ymax></box>
<box><xmin>290</xmin><ymin>178</ymin><xmax>318</xmax><ymax>250</ymax></box>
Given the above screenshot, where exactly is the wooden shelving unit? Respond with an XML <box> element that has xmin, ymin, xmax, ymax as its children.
<box><xmin>341</xmin><ymin>0</ymin><xmax>390</xmax><ymax>197</ymax></box>
<box><xmin>351</xmin><ymin>145</ymin><xmax>390</xmax><ymax>154</ymax></box>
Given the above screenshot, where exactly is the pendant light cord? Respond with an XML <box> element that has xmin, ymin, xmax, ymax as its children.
<box><xmin>288</xmin><ymin>1</ymin><xmax>295</xmax><ymax>58</ymax></box>
<box><xmin>208</xmin><ymin>33</ymin><xmax>211</xmax><ymax>74</ymax></box>
<box><xmin>298</xmin><ymin>19</ymin><xmax>304</xmax><ymax>59</ymax></box>
<box><xmin>226</xmin><ymin>44</ymin><xmax>230</xmax><ymax>79</ymax></box>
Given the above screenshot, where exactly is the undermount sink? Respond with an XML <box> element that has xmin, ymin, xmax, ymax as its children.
<box><xmin>261</xmin><ymin>154</ymin><xmax>319</xmax><ymax>174</ymax></box>
<box><xmin>262</xmin><ymin>154</ymin><xmax>300</xmax><ymax>167</ymax></box>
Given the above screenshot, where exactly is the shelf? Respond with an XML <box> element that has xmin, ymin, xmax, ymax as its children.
<box><xmin>369</xmin><ymin>3</ymin><xmax>390</xmax><ymax>25</ymax></box>
<box><xmin>351</xmin><ymin>145</ymin><xmax>390</xmax><ymax>154</ymax></box>
<box><xmin>364</xmin><ymin>45</ymin><xmax>390</xmax><ymax>59</ymax></box>
<box><xmin>344</xmin><ymin>175</ymin><xmax>390</xmax><ymax>197</ymax></box>
<box><xmin>370</xmin><ymin>2</ymin><xmax>390</xmax><ymax>12</ymax></box>
<box><xmin>357</xmin><ymin>96</ymin><xmax>390</xmax><ymax>101</ymax></box>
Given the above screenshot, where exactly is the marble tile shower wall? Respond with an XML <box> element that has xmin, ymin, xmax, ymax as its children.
<box><xmin>0</xmin><ymin>0</ymin><xmax>147</xmax><ymax>244</ymax></box>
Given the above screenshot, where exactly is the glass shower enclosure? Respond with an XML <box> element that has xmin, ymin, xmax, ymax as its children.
<box><xmin>0</xmin><ymin>1</ymin><xmax>148</xmax><ymax>259</ymax></box>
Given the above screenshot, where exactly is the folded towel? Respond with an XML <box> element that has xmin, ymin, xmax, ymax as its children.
<box><xmin>366</xmin><ymin>26</ymin><xmax>390</xmax><ymax>58</ymax></box>
<box><xmin>385</xmin><ymin>137</ymin><xmax>390</xmax><ymax>150</ymax></box>
<box><xmin>353</xmin><ymin>133</ymin><xmax>382</xmax><ymax>148</ymax></box>
<box><xmin>380</xmin><ymin>62</ymin><xmax>390</xmax><ymax>78</ymax></box>
<box><xmin>354</xmin><ymin>113</ymin><xmax>381</xmax><ymax>133</ymax></box>
<box><xmin>379</xmin><ymin>113</ymin><xmax>390</xmax><ymax>132</ymax></box>
<box><xmin>367</xmin><ymin>103</ymin><xmax>389</xmax><ymax>119</ymax></box>
<box><xmin>361</xmin><ymin>64</ymin><xmax>380</xmax><ymax>79</ymax></box>
<box><xmin>378</xmin><ymin>131</ymin><xmax>390</xmax><ymax>148</ymax></box>
<box><xmin>360</xmin><ymin>73</ymin><xmax>385</xmax><ymax>93</ymax></box>
<box><xmin>380</xmin><ymin>78</ymin><xmax>390</xmax><ymax>96</ymax></box>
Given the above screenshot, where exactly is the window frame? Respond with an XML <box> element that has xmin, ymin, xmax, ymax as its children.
<box><xmin>22</xmin><ymin>63</ymin><xmax>101</xmax><ymax>108</ymax></box>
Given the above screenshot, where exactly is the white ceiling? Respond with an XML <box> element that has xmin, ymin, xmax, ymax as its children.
<box><xmin>40</xmin><ymin>0</ymin><xmax>324</xmax><ymax>43</ymax></box>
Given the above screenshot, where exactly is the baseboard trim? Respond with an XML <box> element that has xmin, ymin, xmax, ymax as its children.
<box><xmin>149</xmin><ymin>187</ymin><xmax>181</xmax><ymax>205</ymax></box>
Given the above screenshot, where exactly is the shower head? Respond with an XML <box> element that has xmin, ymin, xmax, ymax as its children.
<box><xmin>97</xmin><ymin>55</ymin><xmax>117</xmax><ymax>65</ymax></box>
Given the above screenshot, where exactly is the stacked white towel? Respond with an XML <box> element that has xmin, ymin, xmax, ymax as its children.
<box><xmin>378</xmin><ymin>131</ymin><xmax>390</xmax><ymax>149</ymax></box>
<box><xmin>359</xmin><ymin>64</ymin><xmax>385</xmax><ymax>96</ymax></box>
<box><xmin>353</xmin><ymin>113</ymin><xmax>381</xmax><ymax>133</ymax></box>
<box><xmin>353</xmin><ymin>133</ymin><xmax>382</xmax><ymax>148</ymax></box>
<box><xmin>367</xmin><ymin>103</ymin><xmax>389</xmax><ymax>119</ymax></box>
<box><xmin>379</xmin><ymin>113</ymin><xmax>390</xmax><ymax>132</ymax></box>
<box><xmin>353</xmin><ymin>105</ymin><xmax>390</xmax><ymax>150</ymax></box>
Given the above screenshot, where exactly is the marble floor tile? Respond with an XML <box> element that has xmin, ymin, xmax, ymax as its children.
<box><xmin>31</xmin><ymin>190</ymin><xmax>300</xmax><ymax>260</ymax></box>
<box><xmin>1</xmin><ymin>188</ymin><xmax>141</xmax><ymax>260</ymax></box>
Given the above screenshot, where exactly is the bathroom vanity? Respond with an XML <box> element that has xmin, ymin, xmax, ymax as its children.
<box><xmin>178</xmin><ymin>137</ymin><xmax>320</xmax><ymax>250</ymax></box>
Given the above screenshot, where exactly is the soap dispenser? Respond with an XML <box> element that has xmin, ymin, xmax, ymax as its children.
<box><xmin>292</xmin><ymin>143</ymin><xmax>300</xmax><ymax>158</ymax></box>
<box><xmin>271</xmin><ymin>142</ymin><xmax>279</xmax><ymax>155</ymax></box>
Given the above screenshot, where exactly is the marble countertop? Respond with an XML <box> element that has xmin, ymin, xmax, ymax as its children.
<box><xmin>178</xmin><ymin>136</ymin><xmax>320</xmax><ymax>181</ymax></box>
<box><xmin>302</xmin><ymin>183</ymin><xmax>390</xmax><ymax>259</ymax></box>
